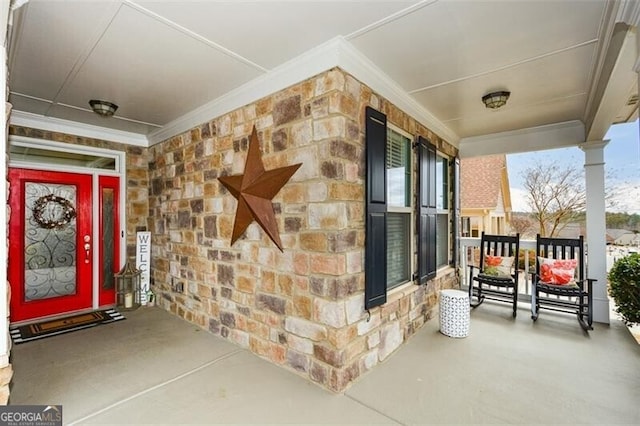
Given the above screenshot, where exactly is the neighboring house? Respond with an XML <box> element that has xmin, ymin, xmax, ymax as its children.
<box><xmin>556</xmin><ymin>222</ymin><xmax>585</xmax><ymax>239</ymax></box>
<box><xmin>607</xmin><ymin>229</ymin><xmax>638</xmax><ymax>245</ymax></box>
<box><xmin>460</xmin><ymin>155</ymin><xmax>512</xmax><ymax>237</ymax></box>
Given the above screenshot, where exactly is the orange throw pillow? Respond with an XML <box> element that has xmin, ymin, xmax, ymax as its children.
<box><xmin>482</xmin><ymin>255</ymin><xmax>514</xmax><ymax>279</ymax></box>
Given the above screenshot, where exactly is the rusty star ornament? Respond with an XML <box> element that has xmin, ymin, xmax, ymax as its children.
<box><xmin>218</xmin><ymin>126</ymin><xmax>301</xmax><ymax>252</ymax></box>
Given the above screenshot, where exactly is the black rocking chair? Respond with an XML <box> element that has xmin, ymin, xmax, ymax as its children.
<box><xmin>531</xmin><ymin>234</ymin><xmax>595</xmax><ymax>331</ymax></box>
<box><xmin>468</xmin><ymin>232</ymin><xmax>520</xmax><ymax>317</ymax></box>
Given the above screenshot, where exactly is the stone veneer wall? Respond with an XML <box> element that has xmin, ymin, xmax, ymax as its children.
<box><xmin>148</xmin><ymin>67</ymin><xmax>458</xmax><ymax>392</ymax></box>
<box><xmin>8</xmin><ymin>126</ymin><xmax>149</xmax><ymax>256</ymax></box>
<box><xmin>6</xmin><ymin>69</ymin><xmax>458</xmax><ymax>393</ymax></box>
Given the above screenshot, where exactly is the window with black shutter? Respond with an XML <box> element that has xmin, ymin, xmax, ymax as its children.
<box><xmin>365</xmin><ymin>107</ymin><xmax>455</xmax><ymax>309</ymax></box>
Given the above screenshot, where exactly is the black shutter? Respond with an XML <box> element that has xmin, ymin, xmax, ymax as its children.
<box><xmin>452</xmin><ymin>157</ymin><xmax>460</xmax><ymax>268</ymax></box>
<box><xmin>365</xmin><ymin>106</ymin><xmax>387</xmax><ymax>309</ymax></box>
<box><xmin>417</xmin><ymin>136</ymin><xmax>436</xmax><ymax>284</ymax></box>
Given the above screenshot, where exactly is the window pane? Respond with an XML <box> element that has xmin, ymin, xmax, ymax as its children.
<box><xmin>437</xmin><ymin>214</ymin><xmax>449</xmax><ymax>267</ymax></box>
<box><xmin>102</xmin><ymin>188</ymin><xmax>115</xmax><ymax>290</ymax></box>
<box><xmin>387</xmin><ymin>129</ymin><xmax>410</xmax><ymax>207</ymax></box>
<box><xmin>387</xmin><ymin>213</ymin><xmax>410</xmax><ymax>288</ymax></box>
<box><xmin>462</xmin><ymin>217</ymin><xmax>470</xmax><ymax>237</ymax></box>
<box><xmin>436</xmin><ymin>154</ymin><xmax>450</xmax><ymax>267</ymax></box>
<box><xmin>24</xmin><ymin>183</ymin><xmax>77</xmax><ymax>301</ymax></box>
<box><xmin>436</xmin><ymin>156</ymin><xmax>448</xmax><ymax>209</ymax></box>
<box><xmin>10</xmin><ymin>145</ymin><xmax>116</xmax><ymax>170</ymax></box>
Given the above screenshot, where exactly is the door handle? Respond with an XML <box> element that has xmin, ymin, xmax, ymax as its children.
<box><xmin>84</xmin><ymin>235</ymin><xmax>91</xmax><ymax>264</ymax></box>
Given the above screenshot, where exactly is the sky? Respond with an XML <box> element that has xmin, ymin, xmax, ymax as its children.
<box><xmin>506</xmin><ymin>120</ymin><xmax>640</xmax><ymax>215</ymax></box>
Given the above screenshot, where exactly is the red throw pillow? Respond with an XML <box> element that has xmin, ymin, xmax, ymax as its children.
<box><xmin>538</xmin><ymin>257</ymin><xmax>577</xmax><ymax>286</ymax></box>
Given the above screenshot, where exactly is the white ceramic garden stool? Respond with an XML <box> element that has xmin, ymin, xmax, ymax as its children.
<box><xmin>439</xmin><ymin>289</ymin><xmax>470</xmax><ymax>338</ymax></box>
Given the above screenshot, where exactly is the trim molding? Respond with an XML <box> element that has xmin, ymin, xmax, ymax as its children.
<box><xmin>11</xmin><ymin>39</ymin><xmax>458</xmax><ymax>148</ymax></box>
<box><xmin>587</xmin><ymin>27</ymin><xmax>638</xmax><ymax>140</ymax></box>
<box><xmin>459</xmin><ymin>120</ymin><xmax>585</xmax><ymax>158</ymax></box>
<box><xmin>345</xmin><ymin>0</ymin><xmax>437</xmax><ymax>40</ymax></box>
<box><xmin>147</xmin><ymin>37</ymin><xmax>343</xmax><ymax>145</ymax></box>
<box><xmin>337</xmin><ymin>39</ymin><xmax>459</xmax><ymax>145</ymax></box>
<box><xmin>581</xmin><ymin>139</ymin><xmax>610</xmax><ymax>150</ymax></box>
<box><xmin>125</xmin><ymin>0</ymin><xmax>267</xmax><ymax>73</ymax></box>
<box><xmin>148</xmin><ymin>37</ymin><xmax>458</xmax><ymax>146</ymax></box>
<box><xmin>584</xmin><ymin>0</ymin><xmax>624</xmax><ymax>130</ymax></box>
<box><xmin>9</xmin><ymin>111</ymin><xmax>149</xmax><ymax>146</ymax></box>
<box><xmin>616</xmin><ymin>0</ymin><xmax>640</xmax><ymax>27</ymax></box>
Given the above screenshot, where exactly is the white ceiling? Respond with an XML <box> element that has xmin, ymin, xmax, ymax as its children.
<box><xmin>7</xmin><ymin>0</ymin><xmax>639</xmax><ymax>148</ymax></box>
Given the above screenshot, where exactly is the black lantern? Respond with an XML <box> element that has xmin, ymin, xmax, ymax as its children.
<box><xmin>115</xmin><ymin>258</ymin><xmax>141</xmax><ymax>310</ymax></box>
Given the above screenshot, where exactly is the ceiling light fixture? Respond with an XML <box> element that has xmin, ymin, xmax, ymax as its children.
<box><xmin>89</xmin><ymin>99</ymin><xmax>118</xmax><ymax>117</ymax></box>
<box><xmin>482</xmin><ymin>91</ymin><xmax>511</xmax><ymax>109</ymax></box>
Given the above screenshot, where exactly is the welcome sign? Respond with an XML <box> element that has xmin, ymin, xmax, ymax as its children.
<box><xmin>136</xmin><ymin>232</ymin><xmax>151</xmax><ymax>305</ymax></box>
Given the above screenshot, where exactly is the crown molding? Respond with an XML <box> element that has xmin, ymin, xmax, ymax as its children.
<box><xmin>148</xmin><ymin>37</ymin><xmax>458</xmax><ymax>146</ymax></box>
<box><xmin>10</xmin><ymin>110</ymin><xmax>149</xmax><ymax>146</ymax></box>
<box><xmin>12</xmin><ymin>36</ymin><xmax>458</xmax><ymax>149</ymax></box>
<box><xmin>147</xmin><ymin>38</ymin><xmax>343</xmax><ymax>145</ymax></box>
<box><xmin>336</xmin><ymin>39</ymin><xmax>458</xmax><ymax>145</ymax></box>
<box><xmin>616</xmin><ymin>0</ymin><xmax>640</xmax><ymax>27</ymax></box>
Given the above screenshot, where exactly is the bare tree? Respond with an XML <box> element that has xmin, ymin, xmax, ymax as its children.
<box><xmin>510</xmin><ymin>214</ymin><xmax>534</xmax><ymax>238</ymax></box>
<box><xmin>523</xmin><ymin>161</ymin><xmax>585</xmax><ymax>237</ymax></box>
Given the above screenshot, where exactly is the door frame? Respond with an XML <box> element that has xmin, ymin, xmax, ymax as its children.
<box><xmin>9</xmin><ymin>169</ymin><xmax>94</xmax><ymax>321</ymax></box>
<box><xmin>9</xmin><ymin>136</ymin><xmax>127</xmax><ymax>319</ymax></box>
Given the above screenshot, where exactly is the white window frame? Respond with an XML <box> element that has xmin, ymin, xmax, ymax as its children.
<box><xmin>386</xmin><ymin>123</ymin><xmax>414</xmax><ymax>289</ymax></box>
<box><xmin>436</xmin><ymin>151</ymin><xmax>451</xmax><ymax>270</ymax></box>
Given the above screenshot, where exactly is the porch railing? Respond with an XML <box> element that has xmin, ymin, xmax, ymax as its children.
<box><xmin>459</xmin><ymin>237</ymin><xmax>537</xmax><ymax>301</ymax></box>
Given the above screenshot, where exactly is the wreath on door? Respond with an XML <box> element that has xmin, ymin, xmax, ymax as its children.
<box><xmin>32</xmin><ymin>194</ymin><xmax>77</xmax><ymax>229</ymax></box>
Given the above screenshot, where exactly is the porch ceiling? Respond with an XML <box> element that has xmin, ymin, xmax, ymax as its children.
<box><xmin>7</xmin><ymin>1</ymin><xmax>639</xmax><ymax>147</ymax></box>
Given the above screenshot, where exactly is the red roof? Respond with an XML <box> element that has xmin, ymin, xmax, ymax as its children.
<box><xmin>461</xmin><ymin>155</ymin><xmax>508</xmax><ymax>209</ymax></box>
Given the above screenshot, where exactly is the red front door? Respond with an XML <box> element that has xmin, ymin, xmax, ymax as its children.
<box><xmin>9</xmin><ymin>169</ymin><xmax>94</xmax><ymax>322</ymax></box>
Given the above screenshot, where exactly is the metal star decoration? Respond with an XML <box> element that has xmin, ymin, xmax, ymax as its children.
<box><xmin>218</xmin><ymin>126</ymin><xmax>301</xmax><ymax>252</ymax></box>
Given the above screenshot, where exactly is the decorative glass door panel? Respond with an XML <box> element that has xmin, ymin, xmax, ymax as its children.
<box><xmin>98</xmin><ymin>176</ymin><xmax>120</xmax><ymax>306</ymax></box>
<box><xmin>24</xmin><ymin>182</ymin><xmax>79</xmax><ymax>300</ymax></box>
<box><xmin>9</xmin><ymin>169</ymin><xmax>93</xmax><ymax>322</ymax></box>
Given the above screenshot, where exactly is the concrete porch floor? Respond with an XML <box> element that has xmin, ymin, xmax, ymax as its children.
<box><xmin>9</xmin><ymin>302</ymin><xmax>640</xmax><ymax>425</ymax></box>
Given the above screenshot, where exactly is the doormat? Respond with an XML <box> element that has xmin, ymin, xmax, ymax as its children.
<box><xmin>10</xmin><ymin>309</ymin><xmax>125</xmax><ymax>344</ymax></box>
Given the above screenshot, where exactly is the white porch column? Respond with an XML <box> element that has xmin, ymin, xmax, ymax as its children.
<box><xmin>580</xmin><ymin>140</ymin><xmax>609</xmax><ymax>324</ymax></box>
